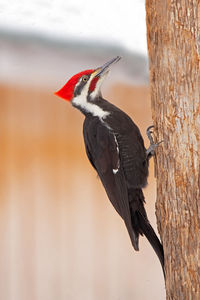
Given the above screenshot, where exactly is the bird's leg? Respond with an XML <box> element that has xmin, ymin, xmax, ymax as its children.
<box><xmin>146</xmin><ymin>126</ymin><xmax>163</xmax><ymax>160</ymax></box>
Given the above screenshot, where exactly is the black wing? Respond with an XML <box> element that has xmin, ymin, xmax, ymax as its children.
<box><xmin>83</xmin><ymin>117</ymin><xmax>139</xmax><ymax>250</ymax></box>
<box><xmin>104</xmin><ymin>109</ymin><xmax>149</xmax><ymax>189</ymax></box>
<box><xmin>83</xmin><ymin>116</ymin><xmax>165</xmax><ymax>274</ymax></box>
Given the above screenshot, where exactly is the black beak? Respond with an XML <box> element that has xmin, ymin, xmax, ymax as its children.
<box><xmin>94</xmin><ymin>56</ymin><xmax>121</xmax><ymax>77</ymax></box>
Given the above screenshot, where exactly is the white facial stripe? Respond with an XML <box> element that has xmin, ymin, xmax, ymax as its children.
<box><xmin>75</xmin><ymin>72</ymin><xmax>94</xmax><ymax>98</ymax></box>
<box><xmin>74</xmin><ymin>77</ymin><xmax>83</xmax><ymax>89</ymax></box>
<box><xmin>90</xmin><ymin>71</ymin><xmax>108</xmax><ymax>100</ymax></box>
<box><xmin>72</xmin><ymin>72</ymin><xmax>110</xmax><ymax>119</ymax></box>
<box><xmin>73</xmin><ymin>93</ymin><xmax>110</xmax><ymax>119</ymax></box>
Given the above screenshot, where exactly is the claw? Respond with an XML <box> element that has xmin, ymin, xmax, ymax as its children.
<box><xmin>146</xmin><ymin>125</ymin><xmax>163</xmax><ymax>160</ymax></box>
<box><xmin>146</xmin><ymin>125</ymin><xmax>154</xmax><ymax>131</ymax></box>
<box><xmin>146</xmin><ymin>125</ymin><xmax>154</xmax><ymax>144</ymax></box>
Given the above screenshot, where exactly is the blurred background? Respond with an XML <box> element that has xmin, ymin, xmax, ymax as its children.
<box><xmin>0</xmin><ymin>1</ymin><xmax>165</xmax><ymax>299</ymax></box>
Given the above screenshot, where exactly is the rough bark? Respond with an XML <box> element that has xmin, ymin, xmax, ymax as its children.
<box><xmin>145</xmin><ymin>1</ymin><xmax>200</xmax><ymax>299</ymax></box>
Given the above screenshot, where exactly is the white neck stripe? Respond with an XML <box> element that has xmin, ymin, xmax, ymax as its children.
<box><xmin>72</xmin><ymin>71</ymin><xmax>109</xmax><ymax>119</ymax></box>
<box><xmin>73</xmin><ymin>94</ymin><xmax>110</xmax><ymax>119</ymax></box>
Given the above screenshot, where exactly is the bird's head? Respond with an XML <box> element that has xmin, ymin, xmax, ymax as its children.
<box><xmin>54</xmin><ymin>56</ymin><xmax>121</xmax><ymax>108</ymax></box>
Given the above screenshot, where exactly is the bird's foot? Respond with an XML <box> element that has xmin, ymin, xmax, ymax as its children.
<box><xmin>146</xmin><ymin>126</ymin><xmax>163</xmax><ymax>159</ymax></box>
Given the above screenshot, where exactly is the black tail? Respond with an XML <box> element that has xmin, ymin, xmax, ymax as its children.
<box><xmin>136</xmin><ymin>211</ymin><xmax>165</xmax><ymax>277</ymax></box>
<box><xmin>129</xmin><ymin>188</ymin><xmax>165</xmax><ymax>277</ymax></box>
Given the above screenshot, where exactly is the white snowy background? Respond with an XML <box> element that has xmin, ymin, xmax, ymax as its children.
<box><xmin>0</xmin><ymin>0</ymin><xmax>149</xmax><ymax>88</ymax></box>
<box><xmin>0</xmin><ymin>0</ymin><xmax>147</xmax><ymax>55</ymax></box>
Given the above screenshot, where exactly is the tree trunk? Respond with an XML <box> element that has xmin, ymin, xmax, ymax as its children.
<box><xmin>145</xmin><ymin>1</ymin><xmax>200</xmax><ymax>299</ymax></box>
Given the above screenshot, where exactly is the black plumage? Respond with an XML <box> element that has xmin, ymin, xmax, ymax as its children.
<box><xmin>55</xmin><ymin>56</ymin><xmax>165</xmax><ymax>276</ymax></box>
<box><xmin>83</xmin><ymin>97</ymin><xmax>164</xmax><ymax>275</ymax></box>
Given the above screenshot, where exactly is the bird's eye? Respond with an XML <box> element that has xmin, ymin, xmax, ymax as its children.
<box><xmin>82</xmin><ymin>75</ymin><xmax>88</xmax><ymax>82</ymax></box>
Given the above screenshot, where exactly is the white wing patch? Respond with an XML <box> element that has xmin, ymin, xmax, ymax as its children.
<box><xmin>113</xmin><ymin>134</ymin><xmax>119</xmax><ymax>154</ymax></box>
<box><xmin>112</xmin><ymin>133</ymin><xmax>120</xmax><ymax>174</ymax></box>
<box><xmin>113</xmin><ymin>168</ymin><xmax>119</xmax><ymax>174</ymax></box>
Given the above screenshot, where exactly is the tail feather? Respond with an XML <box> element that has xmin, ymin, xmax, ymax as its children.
<box><xmin>136</xmin><ymin>211</ymin><xmax>165</xmax><ymax>277</ymax></box>
<box><xmin>129</xmin><ymin>188</ymin><xmax>165</xmax><ymax>277</ymax></box>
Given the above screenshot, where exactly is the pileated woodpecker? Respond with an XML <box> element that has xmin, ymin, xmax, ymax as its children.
<box><xmin>55</xmin><ymin>57</ymin><xmax>164</xmax><ymax>275</ymax></box>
